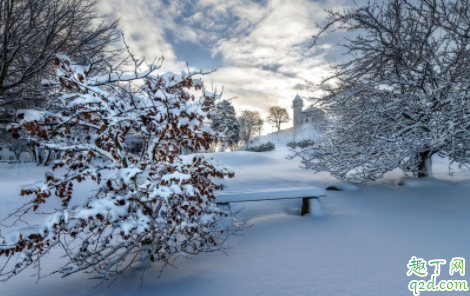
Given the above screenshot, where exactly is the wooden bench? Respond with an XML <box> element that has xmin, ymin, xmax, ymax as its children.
<box><xmin>215</xmin><ymin>187</ymin><xmax>327</xmax><ymax>227</ymax></box>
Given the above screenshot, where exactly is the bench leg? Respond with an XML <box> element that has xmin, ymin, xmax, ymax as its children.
<box><xmin>216</xmin><ymin>202</ymin><xmax>234</xmax><ymax>229</ymax></box>
<box><xmin>302</xmin><ymin>197</ymin><xmax>326</xmax><ymax>217</ymax></box>
<box><xmin>301</xmin><ymin>198</ymin><xmax>311</xmax><ymax>216</ymax></box>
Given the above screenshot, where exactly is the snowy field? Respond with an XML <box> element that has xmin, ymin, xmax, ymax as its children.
<box><xmin>1</xmin><ymin>143</ymin><xmax>470</xmax><ymax>295</ymax></box>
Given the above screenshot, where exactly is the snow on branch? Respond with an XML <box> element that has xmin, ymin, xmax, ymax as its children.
<box><xmin>0</xmin><ymin>53</ymin><xmax>239</xmax><ymax>282</ymax></box>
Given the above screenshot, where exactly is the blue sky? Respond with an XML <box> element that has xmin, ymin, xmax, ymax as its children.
<box><xmin>100</xmin><ymin>0</ymin><xmax>357</xmax><ymax>131</ymax></box>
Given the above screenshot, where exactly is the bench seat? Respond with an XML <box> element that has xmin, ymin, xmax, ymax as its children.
<box><xmin>216</xmin><ymin>187</ymin><xmax>326</xmax><ymax>203</ymax></box>
<box><xmin>215</xmin><ymin>187</ymin><xmax>326</xmax><ymax>228</ymax></box>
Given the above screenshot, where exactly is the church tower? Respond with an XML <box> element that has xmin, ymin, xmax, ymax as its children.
<box><xmin>292</xmin><ymin>94</ymin><xmax>303</xmax><ymax>127</ymax></box>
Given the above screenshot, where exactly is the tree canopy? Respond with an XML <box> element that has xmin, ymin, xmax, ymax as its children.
<box><xmin>267</xmin><ymin>106</ymin><xmax>290</xmax><ymax>132</ymax></box>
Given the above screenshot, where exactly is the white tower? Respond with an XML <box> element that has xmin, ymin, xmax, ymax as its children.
<box><xmin>292</xmin><ymin>94</ymin><xmax>303</xmax><ymax>127</ymax></box>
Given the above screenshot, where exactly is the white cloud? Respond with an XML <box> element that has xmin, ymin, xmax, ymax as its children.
<box><xmin>99</xmin><ymin>0</ymin><xmax>347</xmax><ymax>131</ymax></box>
<box><xmin>208</xmin><ymin>0</ymin><xmax>343</xmax><ymax>129</ymax></box>
<box><xmin>99</xmin><ymin>0</ymin><xmax>201</xmax><ymax>68</ymax></box>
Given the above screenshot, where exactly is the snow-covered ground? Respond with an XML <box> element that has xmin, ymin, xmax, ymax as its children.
<box><xmin>1</xmin><ymin>143</ymin><xmax>470</xmax><ymax>295</ymax></box>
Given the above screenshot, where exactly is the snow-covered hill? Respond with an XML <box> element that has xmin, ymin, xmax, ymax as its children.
<box><xmin>240</xmin><ymin>123</ymin><xmax>322</xmax><ymax>150</ymax></box>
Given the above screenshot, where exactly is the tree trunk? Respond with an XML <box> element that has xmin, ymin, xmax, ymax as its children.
<box><xmin>35</xmin><ymin>147</ymin><xmax>43</xmax><ymax>165</ymax></box>
<box><xmin>417</xmin><ymin>151</ymin><xmax>433</xmax><ymax>178</ymax></box>
<box><xmin>43</xmin><ymin>149</ymin><xmax>54</xmax><ymax>166</ymax></box>
<box><xmin>301</xmin><ymin>198</ymin><xmax>310</xmax><ymax>216</ymax></box>
<box><xmin>42</xmin><ymin>149</ymin><xmax>50</xmax><ymax>166</ymax></box>
<box><xmin>29</xmin><ymin>145</ymin><xmax>37</xmax><ymax>163</ymax></box>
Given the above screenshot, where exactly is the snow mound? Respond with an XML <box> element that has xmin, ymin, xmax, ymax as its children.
<box><xmin>310</xmin><ymin>198</ymin><xmax>327</xmax><ymax>217</ymax></box>
<box><xmin>326</xmin><ymin>181</ymin><xmax>359</xmax><ymax>191</ymax></box>
<box><xmin>453</xmin><ymin>179</ymin><xmax>470</xmax><ymax>188</ymax></box>
<box><xmin>395</xmin><ymin>176</ymin><xmax>451</xmax><ymax>187</ymax></box>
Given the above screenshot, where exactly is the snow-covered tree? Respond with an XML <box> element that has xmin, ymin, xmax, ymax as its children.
<box><xmin>211</xmin><ymin>99</ymin><xmax>240</xmax><ymax>151</ymax></box>
<box><xmin>267</xmin><ymin>106</ymin><xmax>290</xmax><ymax>132</ymax></box>
<box><xmin>298</xmin><ymin>0</ymin><xmax>470</xmax><ymax>182</ymax></box>
<box><xmin>0</xmin><ymin>53</ymin><xmax>238</xmax><ymax>281</ymax></box>
<box><xmin>238</xmin><ymin>110</ymin><xmax>263</xmax><ymax>147</ymax></box>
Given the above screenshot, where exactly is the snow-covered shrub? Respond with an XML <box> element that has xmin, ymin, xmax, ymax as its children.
<box><xmin>0</xmin><ymin>54</ymin><xmax>237</xmax><ymax>281</ymax></box>
<box><xmin>286</xmin><ymin>141</ymin><xmax>296</xmax><ymax>149</ymax></box>
<box><xmin>246</xmin><ymin>142</ymin><xmax>275</xmax><ymax>152</ymax></box>
<box><xmin>287</xmin><ymin>139</ymin><xmax>315</xmax><ymax>150</ymax></box>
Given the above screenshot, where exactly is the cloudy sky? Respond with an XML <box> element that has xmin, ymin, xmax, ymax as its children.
<box><xmin>100</xmin><ymin>0</ymin><xmax>357</xmax><ymax>132</ymax></box>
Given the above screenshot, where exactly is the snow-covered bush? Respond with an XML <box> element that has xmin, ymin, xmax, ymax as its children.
<box><xmin>246</xmin><ymin>142</ymin><xmax>275</xmax><ymax>152</ymax></box>
<box><xmin>0</xmin><ymin>54</ymin><xmax>237</xmax><ymax>281</ymax></box>
<box><xmin>287</xmin><ymin>139</ymin><xmax>315</xmax><ymax>150</ymax></box>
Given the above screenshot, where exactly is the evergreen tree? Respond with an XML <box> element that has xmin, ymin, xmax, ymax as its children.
<box><xmin>211</xmin><ymin>100</ymin><xmax>240</xmax><ymax>151</ymax></box>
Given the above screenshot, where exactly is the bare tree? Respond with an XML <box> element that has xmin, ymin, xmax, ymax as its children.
<box><xmin>0</xmin><ymin>0</ymin><xmax>120</xmax><ymax>123</ymax></box>
<box><xmin>238</xmin><ymin>110</ymin><xmax>263</xmax><ymax>147</ymax></box>
<box><xmin>267</xmin><ymin>106</ymin><xmax>290</xmax><ymax>132</ymax></box>
<box><xmin>256</xmin><ymin>118</ymin><xmax>264</xmax><ymax>136</ymax></box>
<box><xmin>297</xmin><ymin>0</ymin><xmax>470</xmax><ymax>182</ymax></box>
